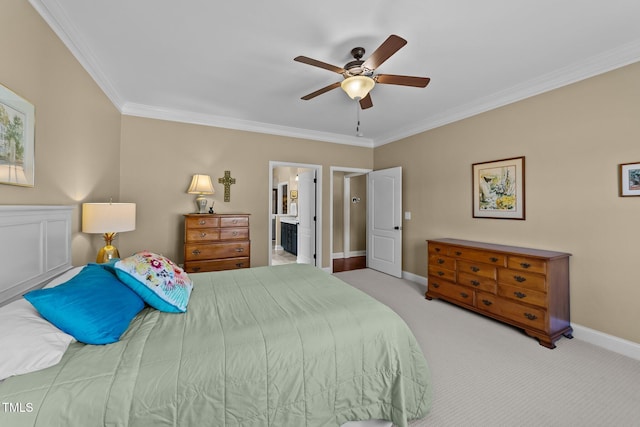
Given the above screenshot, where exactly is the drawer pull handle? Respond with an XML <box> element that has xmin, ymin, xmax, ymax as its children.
<box><xmin>434</xmin><ymin>248</ymin><xmax>441</xmax><ymax>252</ymax></box>
<box><xmin>455</xmin><ymin>251</ymin><xmax>462</xmax><ymax>256</ymax></box>
<box><xmin>481</xmin><ymin>299</ymin><xmax>493</xmax><ymax>306</ymax></box>
<box><xmin>437</xmin><ymin>258</ymin><xmax>445</xmax><ymax>264</ymax></box>
<box><xmin>232</xmin><ymin>219</ymin><xmax>238</xmax><ymax>224</ymax></box>
<box><xmin>235</xmin><ymin>247</ymin><xmax>244</xmax><ymax>252</ymax></box>
<box><xmin>236</xmin><ymin>263</ymin><xmax>244</xmax><ymax>267</ymax></box>
<box><xmin>192</xmin><ymin>249</ymin><xmax>201</xmax><ymax>255</ymax></box>
<box><xmin>192</xmin><ymin>267</ymin><xmax>201</xmax><ymax>272</ymax></box>
<box><xmin>431</xmin><ymin>283</ymin><xmax>440</xmax><ymax>289</ymax></box>
<box><xmin>514</xmin><ymin>275</ymin><xmax>526</xmax><ymax>282</ymax></box>
<box><xmin>471</xmin><ymin>280</ymin><xmax>480</xmax><ymax>286</ymax></box>
<box><xmin>489</xmin><ymin>257</ymin><xmax>498</xmax><ymax>263</ymax></box>
<box><xmin>232</xmin><ymin>231</ymin><xmax>239</xmax><ymax>236</ymax></box>
<box><xmin>200</xmin><ymin>232</ymin><xmax>207</xmax><ymax>237</ymax></box>
<box><xmin>520</xmin><ymin>263</ymin><xmax>531</xmax><ymax>269</ymax></box>
<box><xmin>470</xmin><ymin>266</ymin><xmax>480</xmax><ymax>272</ymax></box>
<box><xmin>437</xmin><ymin>271</ymin><xmax>444</xmax><ymax>276</ymax></box>
<box><xmin>524</xmin><ymin>313</ymin><xmax>537</xmax><ymax>321</ymax></box>
<box><xmin>199</xmin><ymin>220</ymin><xmax>206</xmax><ymax>225</ymax></box>
<box><xmin>460</xmin><ymin>292</ymin><xmax>469</xmax><ymax>299</ymax></box>
<box><xmin>514</xmin><ymin>291</ymin><xmax>527</xmax><ymax>299</ymax></box>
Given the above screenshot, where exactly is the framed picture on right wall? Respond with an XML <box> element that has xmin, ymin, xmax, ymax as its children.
<box><xmin>619</xmin><ymin>161</ymin><xmax>640</xmax><ymax>197</ymax></box>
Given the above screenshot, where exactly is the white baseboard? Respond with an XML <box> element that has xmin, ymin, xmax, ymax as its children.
<box><xmin>406</xmin><ymin>271</ymin><xmax>640</xmax><ymax>361</ymax></box>
<box><xmin>332</xmin><ymin>252</ymin><xmax>345</xmax><ymax>259</ymax></box>
<box><xmin>571</xmin><ymin>324</ymin><xmax>640</xmax><ymax>361</ymax></box>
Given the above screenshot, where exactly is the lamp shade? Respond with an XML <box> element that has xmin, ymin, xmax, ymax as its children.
<box><xmin>341</xmin><ymin>76</ymin><xmax>375</xmax><ymax>100</ymax></box>
<box><xmin>82</xmin><ymin>203</ymin><xmax>136</xmax><ymax>233</ymax></box>
<box><xmin>187</xmin><ymin>174</ymin><xmax>215</xmax><ymax>194</ymax></box>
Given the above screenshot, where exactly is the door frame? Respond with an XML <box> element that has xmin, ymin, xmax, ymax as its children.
<box><xmin>268</xmin><ymin>161</ymin><xmax>322</xmax><ymax>268</ymax></box>
<box><xmin>329</xmin><ymin>166</ymin><xmax>371</xmax><ymax>273</ymax></box>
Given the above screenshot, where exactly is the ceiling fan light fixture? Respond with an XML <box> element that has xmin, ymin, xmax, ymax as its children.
<box><xmin>341</xmin><ymin>76</ymin><xmax>375</xmax><ymax>100</ymax></box>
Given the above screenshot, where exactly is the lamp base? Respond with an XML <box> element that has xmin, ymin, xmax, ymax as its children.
<box><xmin>96</xmin><ymin>244</ymin><xmax>120</xmax><ymax>264</ymax></box>
<box><xmin>195</xmin><ymin>195</ymin><xmax>208</xmax><ymax>214</ymax></box>
<box><xmin>95</xmin><ymin>232</ymin><xmax>120</xmax><ymax>263</ymax></box>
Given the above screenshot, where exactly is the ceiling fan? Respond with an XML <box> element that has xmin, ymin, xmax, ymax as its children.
<box><xmin>294</xmin><ymin>34</ymin><xmax>430</xmax><ymax>110</ymax></box>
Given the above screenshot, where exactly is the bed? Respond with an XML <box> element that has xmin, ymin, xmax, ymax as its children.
<box><xmin>0</xmin><ymin>206</ymin><xmax>431</xmax><ymax>427</ymax></box>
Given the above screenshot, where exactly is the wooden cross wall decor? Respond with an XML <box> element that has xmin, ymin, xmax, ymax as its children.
<box><xmin>218</xmin><ymin>170</ymin><xmax>236</xmax><ymax>202</ymax></box>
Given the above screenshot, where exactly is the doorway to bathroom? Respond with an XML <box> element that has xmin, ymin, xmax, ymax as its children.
<box><xmin>268</xmin><ymin>161</ymin><xmax>322</xmax><ymax>268</ymax></box>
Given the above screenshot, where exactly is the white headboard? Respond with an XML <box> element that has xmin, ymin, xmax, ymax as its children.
<box><xmin>0</xmin><ymin>205</ymin><xmax>73</xmax><ymax>305</ymax></box>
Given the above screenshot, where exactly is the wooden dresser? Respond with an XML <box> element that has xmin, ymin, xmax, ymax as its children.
<box><xmin>426</xmin><ymin>238</ymin><xmax>572</xmax><ymax>348</ymax></box>
<box><xmin>183</xmin><ymin>213</ymin><xmax>250</xmax><ymax>273</ymax></box>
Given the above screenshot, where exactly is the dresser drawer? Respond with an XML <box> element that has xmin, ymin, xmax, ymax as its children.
<box><xmin>220</xmin><ymin>227</ymin><xmax>249</xmax><ymax>240</ymax></box>
<box><xmin>428</xmin><ymin>266</ymin><xmax>456</xmax><ymax>282</ymax></box>
<box><xmin>428</xmin><ymin>277</ymin><xmax>474</xmax><ymax>306</ymax></box>
<box><xmin>457</xmin><ymin>260</ymin><xmax>497</xmax><ymax>280</ymax></box>
<box><xmin>498</xmin><ymin>283</ymin><xmax>547</xmax><ymax>308</ymax></box>
<box><xmin>186</xmin><ymin>216</ymin><xmax>220</xmax><ymax>229</ymax></box>
<box><xmin>476</xmin><ymin>292</ymin><xmax>546</xmax><ymax>331</ymax></box>
<box><xmin>428</xmin><ymin>242</ymin><xmax>450</xmax><ymax>255</ymax></box>
<box><xmin>185</xmin><ymin>241</ymin><xmax>250</xmax><ymax>261</ymax></box>
<box><xmin>498</xmin><ymin>268</ymin><xmax>546</xmax><ymax>292</ymax></box>
<box><xmin>449</xmin><ymin>247</ymin><xmax>506</xmax><ymax>266</ymax></box>
<box><xmin>508</xmin><ymin>256</ymin><xmax>547</xmax><ymax>274</ymax></box>
<box><xmin>185</xmin><ymin>228</ymin><xmax>221</xmax><ymax>243</ymax></box>
<box><xmin>184</xmin><ymin>257</ymin><xmax>249</xmax><ymax>273</ymax></box>
<box><xmin>457</xmin><ymin>272</ymin><xmax>497</xmax><ymax>293</ymax></box>
<box><xmin>220</xmin><ymin>216</ymin><xmax>249</xmax><ymax>228</ymax></box>
<box><xmin>428</xmin><ymin>254</ymin><xmax>455</xmax><ymax>271</ymax></box>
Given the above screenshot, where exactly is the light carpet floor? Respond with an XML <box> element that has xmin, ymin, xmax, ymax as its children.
<box><xmin>334</xmin><ymin>268</ymin><xmax>640</xmax><ymax>427</ymax></box>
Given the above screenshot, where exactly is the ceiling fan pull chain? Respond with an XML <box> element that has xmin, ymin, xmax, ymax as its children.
<box><xmin>356</xmin><ymin>103</ymin><xmax>363</xmax><ymax>137</ymax></box>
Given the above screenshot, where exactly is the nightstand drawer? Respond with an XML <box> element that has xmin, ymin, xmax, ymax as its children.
<box><xmin>185</xmin><ymin>241</ymin><xmax>250</xmax><ymax>261</ymax></box>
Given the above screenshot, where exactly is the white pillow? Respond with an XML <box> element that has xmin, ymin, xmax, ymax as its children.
<box><xmin>0</xmin><ymin>299</ymin><xmax>75</xmax><ymax>381</ymax></box>
<box><xmin>44</xmin><ymin>266</ymin><xmax>84</xmax><ymax>288</ymax></box>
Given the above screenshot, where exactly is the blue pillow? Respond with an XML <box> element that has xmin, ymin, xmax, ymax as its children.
<box><xmin>24</xmin><ymin>264</ymin><xmax>145</xmax><ymax>345</ymax></box>
<box><xmin>114</xmin><ymin>251</ymin><xmax>193</xmax><ymax>313</ymax></box>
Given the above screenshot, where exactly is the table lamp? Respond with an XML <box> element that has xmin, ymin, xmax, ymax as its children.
<box><xmin>187</xmin><ymin>174</ymin><xmax>215</xmax><ymax>214</ymax></box>
<box><xmin>82</xmin><ymin>202</ymin><xmax>136</xmax><ymax>263</ymax></box>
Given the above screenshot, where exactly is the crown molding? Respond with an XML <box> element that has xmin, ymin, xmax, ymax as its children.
<box><xmin>121</xmin><ymin>103</ymin><xmax>374</xmax><ymax>148</ymax></box>
<box><xmin>373</xmin><ymin>39</ymin><xmax>640</xmax><ymax>147</ymax></box>
<box><xmin>29</xmin><ymin>0</ymin><xmax>124</xmax><ymax>109</ymax></box>
<box><xmin>29</xmin><ymin>0</ymin><xmax>640</xmax><ymax>149</ymax></box>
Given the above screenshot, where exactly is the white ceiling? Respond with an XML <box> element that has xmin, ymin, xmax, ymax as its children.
<box><xmin>30</xmin><ymin>0</ymin><xmax>640</xmax><ymax>147</ymax></box>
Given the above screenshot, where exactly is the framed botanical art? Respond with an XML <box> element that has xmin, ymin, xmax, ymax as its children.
<box><xmin>619</xmin><ymin>162</ymin><xmax>640</xmax><ymax>197</ymax></box>
<box><xmin>0</xmin><ymin>83</ymin><xmax>35</xmax><ymax>187</ymax></box>
<box><xmin>472</xmin><ymin>156</ymin><xmax>525</xmax><ymax>219</ymax></box>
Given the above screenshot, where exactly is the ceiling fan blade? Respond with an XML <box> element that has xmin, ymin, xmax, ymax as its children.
<box><xmin>362</xmin><ymin>35</ymin><xmax>407</xmax><ymax>70</ymax></box>
<box><xmin>294</xmin><ymin>56</ymin><xmax>345</xmax><ymax>74</ymax></box>
<box><xmin>301</xmin><ymin>81</ymin><xmax>342</xmax><ymax>100</ymax></box>
<box><xmin>376</xmin><ymin>74</ymin><xmax>431</xmax><ymax>88</ymax></box>
<box><xmin>359</xmin><ymin>94</ymin><xmax>373</xmax><ymax>109</ymax></box>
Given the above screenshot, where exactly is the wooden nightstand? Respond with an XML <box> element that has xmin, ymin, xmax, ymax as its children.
<box><xmin>183</xmin><ymin>213</ymin><xmax>250</xmax><ymax>273</ymax></box>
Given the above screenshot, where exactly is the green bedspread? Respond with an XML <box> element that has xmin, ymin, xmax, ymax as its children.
<box><xmin>1</xmin><ymin>264</ymin><xmax>431</xmax><ymax>427</ymax></box>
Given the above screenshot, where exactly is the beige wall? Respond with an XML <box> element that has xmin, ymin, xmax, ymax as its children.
<box><xmin>5</xmin><ymin>0</ymin><xmax>639</xmax><ymax>344</ymax></box>
<box><xmin>0</xmin><ymin>0</ymin><xmax>122</xmax><ymax>266</ymax></box>
<box><xmin>374</xmin><ymin>61</ymin><xmax>640</xmax><ymax>344</ymax></box>
<box><xmin>118</xmin><ymin>116</ymin><xmax>373</xmax><ymax>268</ymax></box>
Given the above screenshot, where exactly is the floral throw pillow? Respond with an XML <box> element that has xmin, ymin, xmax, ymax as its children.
<box><xmin>115</xmin><ymin>251</ymin><xmax>193</xmax><ymax>313</ymax></box>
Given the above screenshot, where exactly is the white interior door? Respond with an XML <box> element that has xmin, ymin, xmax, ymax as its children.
<box><xmin>367</xmin><ymin>167</ymin><xmax>402</xmax><ymax>277</ymax></box>
<box><xmin>297</xmin><ymin>169</ymin><xmax>316</xmax><ymax>265</ymax></box>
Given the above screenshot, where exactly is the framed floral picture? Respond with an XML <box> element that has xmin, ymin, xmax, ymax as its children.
<box><xmin>0</xmin><ymin>83</ymin><xmax>35</xmax><ymax>187</ymax></box>
<box><xmin>619</xmin><ymin>162</ymin><xmax>640</xmax><ymax>197</ymax></box>
<box><xmin>472</xmin><ymin>156</ymin><xmax>525</xmax><ymax>219</ymax></box>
